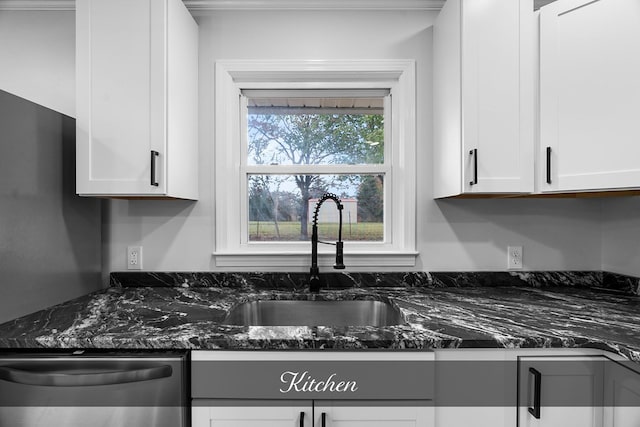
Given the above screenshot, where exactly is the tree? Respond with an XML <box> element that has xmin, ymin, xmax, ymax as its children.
<box><xmin>248</xmin><ymin>111</ymin><xmax>383</xmax><ymax>239</ymax></box>
<box><xmin>248</xmin><ymin>178</ymin><xmax>271</xmax><ymax>222</ymax></box>
<box><xmin>248</xmin><ymin>176</ymin><xmax>280</xmax><ymax>240</ymax></box>
<box><xmin>357</xmin><ymin>175</ymin><xmax>383</xmax><ymax>222</ymax></box>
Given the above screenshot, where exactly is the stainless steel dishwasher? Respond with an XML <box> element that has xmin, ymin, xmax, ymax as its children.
<box><xmin>0</xmin><ymin>351</ymin><xmax>187</xmax><ymax>427</ymax></box>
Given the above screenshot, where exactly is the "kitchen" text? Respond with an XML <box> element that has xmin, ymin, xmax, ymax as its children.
<box><xmin>279</xmin><ymin>371</ymin><xmax>359</xmax><ymax>393</ymax></box>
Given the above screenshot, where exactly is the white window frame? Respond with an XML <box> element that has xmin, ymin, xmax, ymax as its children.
<box><xmin>213</xmin><ymin>59</ymin><xmax>417</xmax><ymax>268</ymax></box>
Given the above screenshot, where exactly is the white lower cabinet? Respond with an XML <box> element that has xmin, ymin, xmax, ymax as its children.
<box><xmin>434</xmin><ymin>349</ymin><xmax>516</xmax><ymax>427</ymax></box>
<box><xmin>315</xmin><ymin>401</ymin><xmax>431</xmax><ymax>426</ymax></box>
<box><xmin>517</xmin><ymin>352</ymin><xmax>640</xmax><ymax>427</ymax></box>
<box><xmin>434</xmin><ymin>348</ymin><xmax>640</xmax><ymax>427</ymax></box>
<box><xmin>191</xmin><ymin>350</ymin><xmax>640</xmax><ymax>427</ymax></box>
<box><xmin>192</xmin><ymin>402</ymin><xmax>311</xmax><ymax>427</ymax></box>
<box><xmin>193</xmin><ymin>401</ymin><xmax>431</xmax><ymax>427</ymax></box>
<box><xmin>517</xmin><ymin>356</ymin><xmax>605</xmax><ymax>427</ymax></box>
<box><xmin>604</xmin><ymin>360</ymin><xmax>640</xmax><ymax>427</ymax></box>
<box><xmin>191</xmin><ymin>351</ymin><xmax>434</xmax><ymax>427</ymax></box>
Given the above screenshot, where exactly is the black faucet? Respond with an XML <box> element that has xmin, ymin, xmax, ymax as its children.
<box><xmin>309</xmin><ymin>193</ymin><xmax>346</xmax><ymax>293</ymax></box>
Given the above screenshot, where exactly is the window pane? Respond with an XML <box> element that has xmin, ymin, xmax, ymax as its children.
<box><xmin>246</xmin><ymin>96</ymin><xmax>384</xmax><ymax>166</ymax></box>
<box><xmin>248</xmin><ymin>174</ymin><xmax>384</xmax><ymax>242</ymax></box>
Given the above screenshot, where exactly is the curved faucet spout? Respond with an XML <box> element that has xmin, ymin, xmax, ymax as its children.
<box><xmin>309</xmin><ymin>193</ymin><xmax>346</xmax><ymax>293</ymax></box>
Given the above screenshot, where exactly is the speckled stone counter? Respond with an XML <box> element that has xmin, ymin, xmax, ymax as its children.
<box><xmin>0</xmin><ymin>271</ymin><xmax>638</xmax><ymax>361</ymax></box>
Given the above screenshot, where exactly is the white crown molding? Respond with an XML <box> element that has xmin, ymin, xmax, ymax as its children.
<box><xmin>0</xmin><ymin>0</ymin><xmax>446</xmax><ymax>11</ymax></box>
<box><xmin>0</xmin><ymin>0</ymin><xmax>74</xmax><ymax>10</ymax></box>
<box><xmin>184</xmin><ymin>0</ymin><xmax>446</xmax><ymax>10</ymax></box>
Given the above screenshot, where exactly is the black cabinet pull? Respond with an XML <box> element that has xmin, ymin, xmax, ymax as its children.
<box><xmin>299</xmin><ymin>411</ymin><xmax>304</xmax><ymax>427</ymax></box>
<box><xmin>321</xmin><ymin>412</ymin><xmax>326</xmax><ymax>427</ymax></box>
<box><xmin>150</xmin><ymin>150</ymin><xmax>159</xmax><ymax>186</ymax></box>
<box><xmin>546</xmin><ymin>146</ymin><xmax>552</xmax><ymax>184</ymax></box>
<box><xmin>528</xmin><ymin>367</ymin><xmax>542</xmax><ymax>419</ymax></box>
<box><xmin>469</xmin><ymin>149</ymin><xmax>478</xmax><ymax>186</ymax></box>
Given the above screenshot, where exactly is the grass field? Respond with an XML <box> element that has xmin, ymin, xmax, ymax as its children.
<box><xmin>249</xmin><ymin>221</ymin><xmax>383</xmax><ymax>241</ymax></box>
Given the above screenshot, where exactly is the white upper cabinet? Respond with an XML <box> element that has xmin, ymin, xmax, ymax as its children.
<box><xmin>433</xmin><ymin>0</ymin><xmax>535</xmax><ymax>198</ymax></box>
<box><xmin>539</xmin><ymin>0</ymin><xmax>640</xmax><ymax>193</ymax></box>
<box><xmin>76</xmin><ymin>0</ymin><xmax>198</xmax><ymax>199</ymax></box>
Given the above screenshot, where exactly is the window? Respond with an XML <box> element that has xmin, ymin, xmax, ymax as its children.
<box><xmin>245</xmin><ymin>89</ymin><xmax>387</xmax><ymax>243</ymax></box>
<box><xmin>214</xmin><ymin>60</ymin><xmax>416</xmax><ymax>268</ymax></box>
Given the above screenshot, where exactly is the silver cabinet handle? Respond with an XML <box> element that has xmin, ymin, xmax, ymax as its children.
<box><xmin>0</xmin><ymin>364</ymin><xmax>172</xmax><ymax>387</ymax></box>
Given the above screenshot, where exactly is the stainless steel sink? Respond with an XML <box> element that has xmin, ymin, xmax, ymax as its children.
<box><xmin>223</xmin><ymin>299</ymin><xmax>405</xmax><ymax>327</ymax></box>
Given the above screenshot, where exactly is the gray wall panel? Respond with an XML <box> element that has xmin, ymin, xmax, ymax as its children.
<box><xmin>0</xmin><ymin>89</ymin><xmax>102</xmax><ymax>324</ymax></box>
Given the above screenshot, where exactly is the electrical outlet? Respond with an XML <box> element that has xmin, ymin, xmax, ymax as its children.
<box><xmin>508</xmin><ymin>246</ymin><xmax>523</xmax><ymax>270</ymax></box>
<box><xmin>127</xmin><ymin>246</ymin><xmax>143</xmax><ymax>270</ymax></box>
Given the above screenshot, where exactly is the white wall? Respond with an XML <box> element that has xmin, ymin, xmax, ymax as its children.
<box><xmin>0</xmin><ymin>10</ymin><xmax>75</xmax><ymax>117</ymax></box>
<box><xmin>0</xmin><ymin>9</ymin><xmax>608</xmax><ymax>274</ymax></box>
<box><xmin>104</xmin><ymin>9</ymin><xmax>604</xmax><ymax>273</ymax></box>
<box><xmin>602</xmin><ymin>197</ymin><xmax>640</xmax><ymax>277</ymax></box>
<box><xmin>422</xmin><ymin>198</ymin><xmax>601</xmax><ymax>271</ymax></box>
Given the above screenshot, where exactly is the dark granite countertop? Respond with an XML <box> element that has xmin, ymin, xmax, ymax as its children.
<box><xmin>0</xmin><ymin>271</ymin><xmax>638</xmax><ymax>361</ymax></box>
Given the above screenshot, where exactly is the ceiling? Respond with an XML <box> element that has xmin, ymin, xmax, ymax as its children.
<box><xmin>0</xmin><ymin>0</ymin><xmax>445</xmax><ymax>11</ymax></box>
<box><xmin>0</xmin><ymin>0</ymin><xmax>559</xmax><ymax>11</ymax></box>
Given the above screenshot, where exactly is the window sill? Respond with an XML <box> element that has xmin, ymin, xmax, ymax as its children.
<box><xmin>213</xmin><ymin>251</ymin><xmax>418</xmax><ymax>268</ymax></box>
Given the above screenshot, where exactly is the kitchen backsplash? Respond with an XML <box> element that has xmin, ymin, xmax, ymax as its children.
<box><xmin>602</xmin><ymin>271</ymin><xmax>640</xmax><ymax>295</ymax></box>
<box><xmin>110</xmin><ymin>271</ymin><xmax>640</xmax><ymax>295</ymax></box>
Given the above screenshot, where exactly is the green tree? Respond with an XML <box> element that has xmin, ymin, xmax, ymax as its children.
<box><xmin>249</xmin><ymin>176</ymin><xmax>289</xmax><ymax>239</ymax></box>
<box><xmin>357</xmin><ymin>175</ymin><xmax>384</xmax><ymax>222</ymax></box>
<box><xmin>248</xmin><ymin>178</ymin><xmax>271</xmax><ymax>222</ymax></box>
<box><xmin>248</xmin><ymin>112</ymin><xmax>383</xmax><ymax>239</ymax></box>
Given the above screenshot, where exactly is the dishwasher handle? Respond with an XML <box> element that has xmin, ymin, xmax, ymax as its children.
<box><xmin>0</xmin><ymin>364</ymin><xmax>172</xmax><ymax>387</ymax></box>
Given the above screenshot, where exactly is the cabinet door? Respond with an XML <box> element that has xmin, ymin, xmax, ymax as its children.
<box><xmin>461</xmin><ymin>0</ymin><xmax>534</xmax><ymax>194</ymax></box>
<box><xmin>76</xmin><ymin>0</ymin><xmax>167</xmax><ymax>196</ymax></box>
<box><xmin>518</xmin><ymin>356</ymin><xmax>605</xmax><ymax>427</ymax></box>
<box><xmin>540</xmin><ymin>0</ymin><xmax>640</xmax><ymax>192</ymax></box>
<box><xmin>314</xmin><ymin>401</ymin><xmax>433</xmax><ymax>427</ymax></box>
<box><xmin>604</xmin><ymin>361</ymin><xmax>640</xmax><ymax>427</ymax></box>
<box><xmin>433</xmin><ymin>0</ymin><xmax>534</xmax><ymax>197</ymax></box>
<box><xmin>192</xmin><ymin>402</ymin><xmax>313</xmax><ymax>427</ymax></box>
